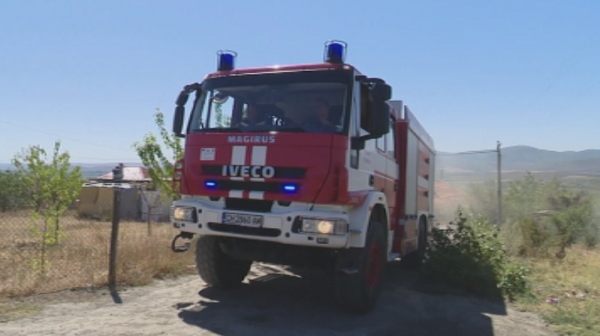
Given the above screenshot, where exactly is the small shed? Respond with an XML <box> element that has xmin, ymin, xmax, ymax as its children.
<box><xmin>91</xmin><ymin>166</ymin><xmax>152</xmax><ymax>184</ymax></box>
<box><xmin>77</xmin><ymin>182</ymin><xmax>140</xmax><ymax>220</ymax></box>
<box><xmin>77</xmin><ymin>165</ymin><xmax>172</xmax><ymax>222</ymax></box>
<box><xmin>77</xmin><ymin>165</ymin><xmax>150</xmax><ymax>221</ymax></box>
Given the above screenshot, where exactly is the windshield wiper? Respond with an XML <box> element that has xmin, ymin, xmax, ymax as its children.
<box><xmin>276</xmin><ymin>127</ymin><xmax>306</xmax><ymax>133</ymax></box>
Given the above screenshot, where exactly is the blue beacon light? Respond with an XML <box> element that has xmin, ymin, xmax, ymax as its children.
<box><xmin>205</xmin><ymin>180</ymin><xmax>217</xmax><ymax>189</ymax></box>
<box><xmin>283</xmin><ymin>184</ymin><xmax>297</xmax><ymax>193</ymax></box>
<box><xmin>324</xmin><ymin>40</ymin><xmax>347</xmax><ymax>64</ymax></box>
<box><xmin>217</xmin><ymin>50</ymin><xmax>238</xmax><ymax>71</ymax></box>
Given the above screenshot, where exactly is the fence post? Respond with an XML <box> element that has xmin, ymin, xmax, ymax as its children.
<box><xmin>108</xmin><ymin>163</ymin><xmax>123</xmax><ymax>292</ymax></box>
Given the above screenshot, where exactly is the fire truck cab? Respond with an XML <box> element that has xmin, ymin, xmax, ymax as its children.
<box><xmin>170</xmin><ymin>41</ymin><xmax>435</xmax><ymax>314</ymax></box>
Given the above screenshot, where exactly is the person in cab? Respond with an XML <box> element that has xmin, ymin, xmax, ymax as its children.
<box><xmin>302</xmin><ymin>98</ymin><xmax>336</xmax><ymax>133</ymax></box>
<box><xmin>236</xmin><ymin>103</ymin><xmax>267</xmax><ymax>128</ymax></box>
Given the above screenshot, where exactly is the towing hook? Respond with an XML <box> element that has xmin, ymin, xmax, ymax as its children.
<box><xmin>171</xmin><ymin>232</ymin><xmax>194</xmax><ymax>253</ymax></box>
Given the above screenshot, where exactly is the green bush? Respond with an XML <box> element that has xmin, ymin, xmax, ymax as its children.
<box><xmin>582</xmin><ymin>224</ymin><xmax>599</xmax><ymax>249</ymax></box>
<box><xmin>468</xmin><ymin>173</ymin><xmax>599</xmax><ymax>257</ymax></box>
<box><xmin>512</xmin><ymin>188</ymin><xmax>595</xmax><ymax>258</ymax></box>
<box><xmin>501</xmin><ymin>216</ymin><xmax>553</xmax><ymax>258</ymax></box>
<box><xmin>419</xmin><ymin>210</ymin><xmax>529</xmax><ymax>301</ymax></box>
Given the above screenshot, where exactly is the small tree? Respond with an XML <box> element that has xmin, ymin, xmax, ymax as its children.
<box><xmin>134</xmin><ymin>182</ymin><xmax>168</xmax><ymax>235</ymax></box>
<box><xmin>12</xmin><ymin>141</ymin><xmax>84</xmax><ymax>272</ymax></box>
<box><xmin>133</xmin><ymin>109</ymin><xmax>184</xmax><ymax>232</ymax></box>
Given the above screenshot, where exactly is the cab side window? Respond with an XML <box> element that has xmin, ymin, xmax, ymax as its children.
<box><xmin>386</xmin><ymin>119</ymin><xmax>396</xmax><ymax>159</ymax></box>
<box><xmin>376</xmin><ymin>133</ymin><xmax>386</xmax><ymax>152</ymax></box>
<box><xmin>359</xmin><ymin>83</ymin><xmax>370</xmax><ymax>132</ymax></box>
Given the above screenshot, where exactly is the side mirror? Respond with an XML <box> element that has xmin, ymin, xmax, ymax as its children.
<box><xmin>351</xmin><ymin>101</ymin><xmax>390</xmax><ymax>150</ymax></box>
<box><xmin>172</xmin><ymin>83</ymin><xmax>202</xmax><ymax>138</ymax></box>
<box><xmin>368</xmin><ymin>101</ymin><xmax>390</xmax><ymax>137</ymax></box>
<box><xmin>173</xmin><ymin>105</ymin><xmax>185</xmax><ymax>137</ymax></box>
<box><xmin>371</xmin><ymin>82</ymin><xmax>392</xmax><ymax>101</ymax></box>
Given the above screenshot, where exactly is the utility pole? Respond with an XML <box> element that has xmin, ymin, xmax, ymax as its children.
<box><xmin>497</xmin><ymin>141</ymin><xmax>502</xmax><ymax>225</ymax></box>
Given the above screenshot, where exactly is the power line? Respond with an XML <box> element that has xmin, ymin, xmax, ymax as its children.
<box><xmin>0</xmin><ymin>119</ymin><xmax>132</xmax><ymax>152</ymax></box>
<box><xmin>436</xmin><ymin>149</ymin><xmax>497</xmax><ymax>156</ymax></box>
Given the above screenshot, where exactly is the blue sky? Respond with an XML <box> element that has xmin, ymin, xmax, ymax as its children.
<box><xmin>1</xmin><ymin>0</ymin><xmax>599</xmax><ymax>163</ymax></box>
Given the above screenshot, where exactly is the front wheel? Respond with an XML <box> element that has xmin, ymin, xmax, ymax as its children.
<box><xmin>195</xmin><ymin>235</ymin><xmax>252</xmax><ymax>288</ymax></box>
<box><xmin>334</xmin><ymin>221</ymin><xmax>387</xmax><ymax>314</ymax></box>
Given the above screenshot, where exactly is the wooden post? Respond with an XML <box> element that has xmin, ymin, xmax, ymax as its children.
<box><xmin>108</xmin><ymin>163</ymin><xmax>123</xmax><ymax>292</ymax></box>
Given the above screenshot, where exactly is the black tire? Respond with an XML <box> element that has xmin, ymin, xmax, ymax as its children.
<box><xmin>334</xmin><ymin>221</ymin><xmax>387</xmax><ymax>314</ymax></box>
<box><xmin>400</xmin><ymin>219</ymin><xmax>427</xmax><ymax>270</ymax></box>
<box><xmin>195</xmin><ymin>235</ymin><xmax>252</xmax><ymax>288</ymax></box>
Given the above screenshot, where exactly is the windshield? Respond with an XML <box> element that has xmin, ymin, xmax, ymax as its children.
<box><xmin>188</xmin><ymin>80</ymin><xmax>349</xmax><ymax>134</ymax></box>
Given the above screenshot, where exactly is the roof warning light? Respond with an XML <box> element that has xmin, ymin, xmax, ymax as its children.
<box><xmin>217</xmin><ymin>50</ymin><xmax>237</xmax><ymax>71</ymax></box>
<box><xmin>324</xmin><ymin>40</ymin><xmax>347</xmax><ymax>64</ymax></box>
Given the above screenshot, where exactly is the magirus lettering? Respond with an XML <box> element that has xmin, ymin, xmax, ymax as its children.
<box><xmin>221</xmin><ymin>165</ymin><xmax>276</xmax><ymax>178</ymax></box>
<box><xmin>227</xmin><ymin>135</ymin><xmax>276</xmax><ymax>143</ymax></box>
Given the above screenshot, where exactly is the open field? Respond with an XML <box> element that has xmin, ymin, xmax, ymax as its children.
<box><xmin>514</xmin><ymin>246</ymin><xmax>600</xmax><ymax>336</ymax></box>
<box><xmin>434</xmin><ymin>171</ymin><xmax>600</xmax><ymax>218</ymax></box>
<box><xmin>0</xmin><ymin>210</ymin><xmax>195</xmax><ymax>297</ymax></box>
<box><xmin>439</xmin><ymin>170</ymin><xmax>600</xmax><ymax>193</ymax></box>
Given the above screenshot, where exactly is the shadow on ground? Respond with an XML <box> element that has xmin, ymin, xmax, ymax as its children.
<box><xmin>176</xmin><ymin>262</ymin><xmax>507</xmax><ymax>336</ymax></box>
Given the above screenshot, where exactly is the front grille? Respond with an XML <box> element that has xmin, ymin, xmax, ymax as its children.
<box><xmin>225</xmin><ymin>198</ymin><xmax>273</xmax><ymax>212</ymax></box>
<box><xmin>208</xmin><ymin>223</ymin><xmax>281</xmax><ymax>237</ymax></box>
<box><xmin>202</xmin><ymin>165</ymin><xmax>306</xmax><ymax>179</ymax></box>
<box><xmin>213</xmin><ymin>180</ymin><xmax>293</xmax><ymax>193</ymax></box>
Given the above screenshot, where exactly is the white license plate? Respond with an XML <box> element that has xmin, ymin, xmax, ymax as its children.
<box><xmin>222</xmin><ymin>213</ymin><xmax>264</xmax><ymax>228</ymax></box>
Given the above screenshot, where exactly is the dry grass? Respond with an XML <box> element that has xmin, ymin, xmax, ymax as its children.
<box><xmin>0</xmin><ymin>210</ymin><xmax>196</xmax><ymax>298</ymax></box>
<box><xmin>514</xmin><ymin>246</ymin><xmax>600</xmax><ymax>336</ymax></box>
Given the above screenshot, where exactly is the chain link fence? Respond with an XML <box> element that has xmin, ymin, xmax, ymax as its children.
<box><xmin>2</xmin><ymin>148</ymin><xmax>502</xmax><ymax>297</ymax></box>
<box><xmin>0</xmin><ymin>180</ymin><xmax>196</xmax><ymax>297</ymax></box>
<box><xmin>434</xmin><ymin>149</ymin><xmax>501</xmax><ymax>225</ymax></box>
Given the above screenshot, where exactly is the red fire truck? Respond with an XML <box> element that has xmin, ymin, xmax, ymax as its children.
<box><xmin>169</xmin><ymin>41</ymin><xmax>435</xmax><ymax>314</ymax></box>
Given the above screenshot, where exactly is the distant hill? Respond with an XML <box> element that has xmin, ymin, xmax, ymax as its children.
<box><xmin>437</xmin><ymin>146</ymin><xmax>600</xmax><ymax>174</ymax></box>
<box><xmin>0</xmin><ymin>162</ymin><xmax>143</xmax><ymax>179</ymax></box>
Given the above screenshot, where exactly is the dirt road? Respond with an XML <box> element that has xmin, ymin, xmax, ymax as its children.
<box><xmin>0</xmin><ymin>263</ymin><xmax>555</xmax><ymax>336</ymax></box>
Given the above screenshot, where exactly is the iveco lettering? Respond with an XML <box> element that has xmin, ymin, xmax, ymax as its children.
<box><xmin>221</xmin><ymin>165</ymin><xmax>275</xmax><ymax>179</ymax></box>
<box><xmin>169</xmin><ymin>41</ymin><xmax>436</xmax><ymax>315</ymax></box>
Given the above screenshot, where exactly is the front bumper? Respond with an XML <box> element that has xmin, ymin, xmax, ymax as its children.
<box><xmin>170</xmin><ymin>199</ymin><xmax>351</xmax><ymax>248</ymax></box>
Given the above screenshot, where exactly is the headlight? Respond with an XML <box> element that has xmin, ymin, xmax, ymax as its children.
<box><xmin>300</xmin><ymin>218</ymin><xmax>348</xmax><ymax>236</ymax></box>
<box><xmin>171</xmin><ymin>206</ymin><xmax>196</xmax><ymax>222</ymax></box>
